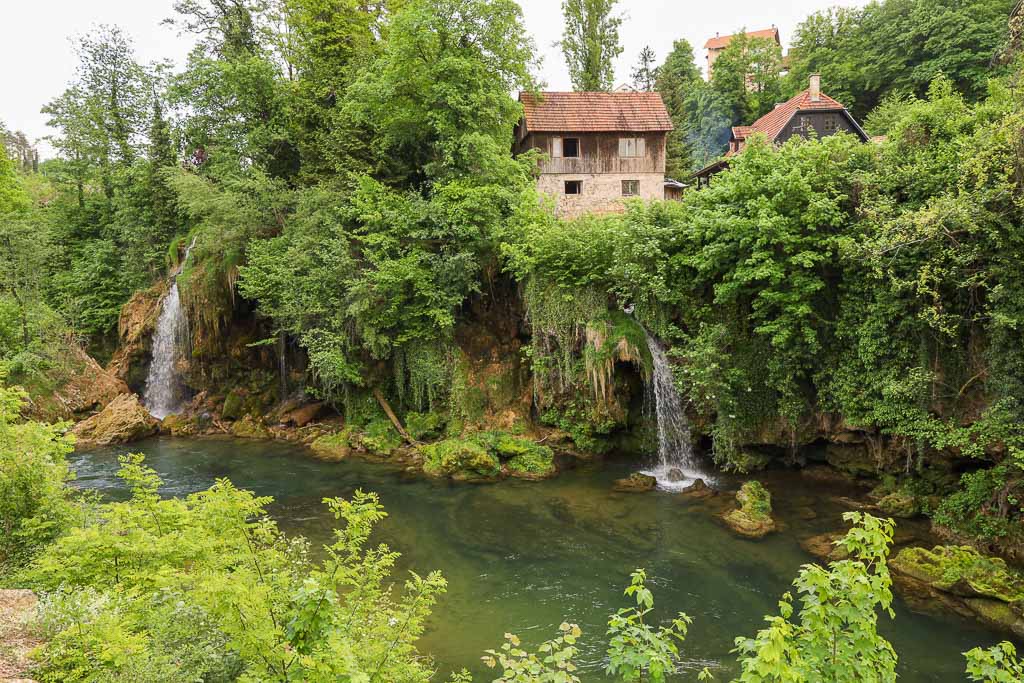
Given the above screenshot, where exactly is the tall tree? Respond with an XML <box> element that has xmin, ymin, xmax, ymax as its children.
<box><xmin>560</xmin><ymin>0</ymin><xmax>622</xmax><ymax>91</ymax></box>
<box><xmin>655</xmin><ymin>39</ymin><xmax>701</xmax><ymax>175</ymax></box>
<box><xmin>710</xmin><ymin>31</ymin><xmax>783</xmax><ymax>125</ymax></box>
<box><xmin>630</xmin><ymin>45</ymin><xmax>658</xmax><ymax>91</ymax></box>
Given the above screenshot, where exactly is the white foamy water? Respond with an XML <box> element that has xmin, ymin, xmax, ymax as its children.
<box><xmin>143</xmin><ymin>238</ymin><xmax>196</xmax><ymax>419</ymax></box>
<box><xmin>640</xmin><ymin>331</ymin><xmax>712</xmax><ymax>491</ymax></box>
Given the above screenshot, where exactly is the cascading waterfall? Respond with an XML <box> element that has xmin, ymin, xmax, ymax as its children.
<box><xmin>143</xmin><ymin>238</ymin><xmax>196</xmax><ymax>419</ymax></box>
<box><xmin>641</xmin><ymin>330</ymin><xmax>708</xmax><ymax>490</ymax></box>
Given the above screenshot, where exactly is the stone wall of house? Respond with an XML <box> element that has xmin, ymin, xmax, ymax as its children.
<box><xmin>537</xmin><ymin>172</ymin><xmax>664</xmax><ymax>219</ymax></box>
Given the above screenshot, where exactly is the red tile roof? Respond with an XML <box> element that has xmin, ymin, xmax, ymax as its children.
<box><xmin>519</xmin><ymin>92</ymin><xmax>674</xmax><ymax>133</ymax></box>
<box><xmin>704</xmin><ymin>28</ymin><xmax>780</xmax><ymax>50</ymax></box>
<box><xmin>731</xmin><ymin>126</ymin><xmax>755</xmax><ymax>140</ymax></box>
<box><xmin>746</xmin><ymin>89</ymin><xmax>847</xmax><ymax>142</ymax></box>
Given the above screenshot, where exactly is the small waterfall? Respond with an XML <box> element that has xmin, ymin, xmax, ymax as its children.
<box><xmin>641</xmin><ymin>331</ymin><xmax>708</xmax><ymax>490</ymax></box>
<box><xmin>143</xmin><ymin>238</ymin><xmax>196</xmax><ymax>419</ymax></box>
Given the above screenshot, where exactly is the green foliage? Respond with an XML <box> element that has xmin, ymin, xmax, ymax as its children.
<box><xmin>733</xmin><ymin>513</ymin><xmax>898</xmax><ymax>682</ymax></box>
<box><xmin>654</xmin><ymin>40</ymin><xmax>702</xmax><ymax>176</ymax></box>
<box><xmin>482</xmin><ymin>623</ymin><xmax>582</xmax><ymax>683</ymax></box>
<box><xmin>559</xmin><ymin>0</ymin><xmax>622</xmax><ymax>92</ymax></box>
<box><xmin>736</xmin><ymin>481</ymin><xmax>772</xmax><ymax>519</ymax></box>
<box><xmin>785</xmin><ymin>0</ymin><xmax>1017</xmax><ymax>119</ymax></box>
<box><xmin>404</xmin><ymin>411</ymin><xmax>445</xmax><ymax>441</ymax></box>
<box><xmin>710</xmin><ymin>31</ymin><xmax>783</xmax><ymax>125</ymax></box>
<box><xmin>25</xmin><ymin>456</ymin><xmax>447</xmax><ymax>682</ymax></box>
<box><xmin>359</xmin><ymin>417</ymin><xmax>403</xmax><ymax>456</ymax></box>
<box><xmin>934</xmin><ymin>448</ymin><xmax>1024</xmax><ymax>547</ymax></box>
<box><xmin>605</xmin><ymin>568</ymin><xmax>692</xmax><ymax>682</ymax></box>
<box><xmin>965</xmin><ymin>641</ymin><xmax>1024</xmax><ymax>682</ymax></box>
<box><xmin>0</xmin><ymin>382</ymin><xmax>77</xmax><ymax>574</ymax></box>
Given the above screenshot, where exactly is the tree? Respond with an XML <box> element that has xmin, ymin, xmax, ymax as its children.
<box><xmin>734</xmin><ymin>513</ymin><xmax>899</xmax><ymax>682</ymax></box>
<box><xmin>655</xmin><ymin>40</ymin><xmax>701</xmax><ymax>175</ymax></box>
<box><xmin>710</xmin><ymin>31</ymin><xmax>782</xmax><ymax>125</ymax></box>
<box><xmin>630</xmin><ymin>45</ymin><xmax>658</xmax><ymax>91</ymax></box>
<box><xmin>560</xmin><ymin>0</ymin><xmax>622</xmax><ymax>91</ymax></box>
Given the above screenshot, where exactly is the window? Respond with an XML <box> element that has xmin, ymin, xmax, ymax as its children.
<box><xmin>552</xmin><ymin>137</ymin><xmax>580</xmax><ymax>158</ymax></box>
<box><xmin>622</xmin><ymin>180</ymin><xmax>639</xmax><ymax>196</ymax></box>
<box><xmin>564</xmin><ymin>180</ymin><xmax>582</xmax><ymax>195</ymax></box>
<box><xmin>618</xmin><ymin>137</ymin><xmax>646</xmax><ymax>158</ymax></box>
<box><xmin>823</xmin><ymin>114</ymin><xmax>839</xmax><ymax>133</ymax></box>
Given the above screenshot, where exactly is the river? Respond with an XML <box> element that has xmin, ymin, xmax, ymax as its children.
<box><xmin>69</xmin><ymin>437</ymin><xmax>1008</xmax><ymax>681</ymax></box>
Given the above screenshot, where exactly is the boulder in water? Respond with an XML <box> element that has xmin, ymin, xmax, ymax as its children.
<box><xmin>890</xmin><ymin>545</ymin><xmax>1024</xmax><ymax>639</ymax></box>
<box><xmin>721</xmin><ymin>481</ymin><xmax>776</xmax><ymax>539</ymax></box>
<box><xmin>613</xmin><ymin>472</ymin><xmax>657</xmax><ymax>493</ymax></box>
<box><xmin>666</xmin><ymin>468</ymin><xmax>686</xmax><ymax>482</ymax></box>
<box><xmin>679</xmin><ymin>478</ymin><xmax>716</xmax><ymax>500</ymax></box>
<box><xmin>71</xmin><ymin>393</ymin><xmax>159</xmax><ymax>449</ymax></box>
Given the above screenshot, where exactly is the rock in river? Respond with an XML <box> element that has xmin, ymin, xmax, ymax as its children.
<box><xmin>71</xmin><ymin>393</ymin><xmax>159</xmax><ymax>449</ymax></box>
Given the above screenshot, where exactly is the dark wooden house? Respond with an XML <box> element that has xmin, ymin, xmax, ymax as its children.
<box><xmin>692</xmin><ymin>75</ymin><xmax>868</xmax><ymax>188</ymax></box>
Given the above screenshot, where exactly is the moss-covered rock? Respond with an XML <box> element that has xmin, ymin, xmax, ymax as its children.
<box><xmin>71</xmin><ymin>393</ymin><xmax>159</xmax><ymax>449</ymax></box>
<box><xmin>421</xmin><ymin>439</ymin><xmax>501</xmax><ymax>482</ymax></box>
<box><xmin>310</xmin><ymin>430</ymin><xmax>351</xmax><ymax>461</ymax></box>
<box><xmin>231</xmin><ymin>415</ymin><xmax>271</xmax><ymax>440</ymax></box>
<box><xmin>722</xmin><ymin>481</ymin><xmax>776</xmax><ymax>539</ymax></box>
<box><xmin>729</xmin><ymin>449</ymin><xmax>772</xmax><ymax>473</ymax></box>
<box><xmin>221</xmin><ymin>389</ymin><xmax>246</xmax><ymax>421</ymax></box>
<box><xmin>161</xmin><ymin>413</ymin><xmax>198</xmax><ymax>436</ymax></box>
<box><xmin>613</xmin><ymin>472</ymin><xmax>657</xmax><ymax>493</ymax></box>
<box><xmin>878</xmin><ymin>490</ymin><xmax>920</xmax><ymax>518</ymax></box>
<box><xmin>825</xmin><ymin>443</ymin><xmax>877</xmax><ymax>479</ymax></box>
<box><xmin>890</xmin><ymin>545</ymin><xmax>1024</xmax><ymax>638</ymax></box>
<box><xmin>800</xmin><ymin>532</ymin><xmax>850</xmax><ymax>562</ymax></box>
<box><xmin>357</xmin><ymin>419</ymin><xmax>403</xmax><ymax>457</ymax></box>
<box><xmin>505</xmin><ymin>446</ymin><xmax>556</xmax><ymax>479</ymax></box>
<box><xmin>405</xmin><ymin>411</ymin><xmax>445</xmax><ymax>441</ymax></box>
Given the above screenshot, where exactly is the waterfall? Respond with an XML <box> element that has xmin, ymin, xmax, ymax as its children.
<box><xmin>143</xmin><ymin>238</ymin><xmax>196</xmax><ymax>419</ymax></box>
<box><xmin>641</xmin><ymin>331</ymin><xmax>707</xmax><ymax>490</ymax></box>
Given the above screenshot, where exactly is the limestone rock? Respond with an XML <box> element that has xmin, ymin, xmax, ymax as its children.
<box><xmin>878</xmin><ymin>490</ymin><xmax>920</xmax><ymax>518</ymax></box>
<box><xmin>722</xmin><ymin>481</ymin><xmax>776</xmax><ymax>539</ymax></box>
<box><xmin>679</xmin><ymin>478</ymin><xmax>717</xmax><ymax>500</ymax></box>
<box><xmin>72</xmin><ymin>393</ymin><xmax>159</xmax><ymax>449</ymax></box>
<box><xmin>890</xmin><ymin>545</ymin><xmax>1024</xmax><ymax>639</ymax></box>
<box><xmin>281</xmin><ymin>401</ymin><xmax>325</xmax><ymax>427</ymax></box>
<box><xmin>310</xmin><ymin>431</ymin><xmax>352</xmax><ymax>461</ymax></box>
<box><xmin>107</xmin><ymin>283</ymin><xmax>166</xmax><ymax>385</ymax></box>
<box><xmin>231</xmin><ymin>416</ymin><xmax>271</xmax><ymax>440</ymax></box>
<box><xmin>613</xmin><ymin>472</ymin><xmax>657</xmax><ymax>493</ymax></box>
<box><xmin>825</xmin><ymin>443</ymin><xmax>877</xmax><ymax>479</ymax></box>
<box><xmin>800</xmin><ymin>532</ymin><xmax>850</xmax><ymax>562</ymax></box>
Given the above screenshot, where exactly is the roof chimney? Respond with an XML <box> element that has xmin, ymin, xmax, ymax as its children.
<box><xmin>809</xmin><ymin>73</ymin><xmax>821</xmax><ymax>102</ymax></box>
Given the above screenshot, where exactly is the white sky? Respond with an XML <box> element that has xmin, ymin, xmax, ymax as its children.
<box><xmin>1</xmin><ymin>0</ymin><xmax>866</xmax><ymax>157</ymax></box>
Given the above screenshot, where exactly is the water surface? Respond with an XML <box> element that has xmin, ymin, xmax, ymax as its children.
<box><xmin>70</xmin><ymin>437</ymin><xmax>1009</xmax><ymax>681</ymax></box>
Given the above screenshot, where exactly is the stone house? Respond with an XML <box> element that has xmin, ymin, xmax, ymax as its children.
<box><xmin>692</xmin><ymin>75</ymin><xmax>868</xmax><ymax>188</ymax></box>
<box><xmin>514</xmin><ymin>91</ymin><xmax>674</xmax><ymax>219</ymax></box>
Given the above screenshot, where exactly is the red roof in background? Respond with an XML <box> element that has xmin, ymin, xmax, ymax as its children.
<box><xmin>704</xmin><ymin>27</ymin><xmax>780</xmax><ymax>50</ymax></box>
<box><xmin>746</xmin><ymin>89</ymin><xmax>847</xmax><ymax>142</ymax></box>
<box><xmin>519</xmin><ymin>92</ymin><xmax>674</xmax><ymax>133</ymax></box>
<box><xmin>731</xmin><ymin>126</ymin><xmax>755</xmax><ymax>140</ymax></box>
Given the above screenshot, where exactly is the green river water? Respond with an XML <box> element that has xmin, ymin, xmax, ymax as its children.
<box><xmin>70</xmin><ymin>437</ymin><xmax>1010</xmax><ymax>681</ymax></box>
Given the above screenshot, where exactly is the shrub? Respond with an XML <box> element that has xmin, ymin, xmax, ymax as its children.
<box><xmin>0</xmin><ymin>382</ymin><xmax>77</xmax><ymax>574</ymax></box>
<box><xmin>24</xmin><ymin>456</ymin><xmax>446</xmax><ymax>681</ymax></box>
